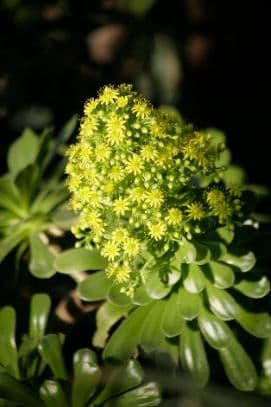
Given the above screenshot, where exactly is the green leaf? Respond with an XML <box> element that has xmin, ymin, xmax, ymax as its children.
<box><xmin>177</xmin><ymin>287</ymin><xmax>200</xmax><ymax>320</ymax></box>
<box><xmin>219</xmin><ymin>337</ymin><xmax>257</xmax><ymax>391</ymax></box>
<box><xmin>175</xmin><ymin>239</ymin><xmax>197</xmax><ymax>263</ymax></box>
<box><xmin>179</xmin><ymin>322</ymin><xmax>209</xmax><ymax>387</ymax></box>
<box><xmin>0</xmin><ymin>177</ymin><xmax>23</xmax><ymax>216</ymax></box>
<box><xmin>198</xmin><ymin>306</ymin><xmax>234</xmax><ymax>349</ymax></box>
<box><xmin>29</xmin><ymin>293</ymin><xmax>51</xmax><ymax>343</ymax></box>
<box><xmin>193</xmin><ymin>241</ymin><xmax>211</xmax><ymax>265</ymax></box>
<box><xmin>77</xmin><ymin>271</ymin><xmax>112</xmax><ymax>301</ymax></box>
<box><xmin>7</xmin><ymin>129</ymin><xmax>39</xmax><ymax>178</ymax></box>
<box><xmin>132</xmin><ymin>285</ymin><xmax>153</xmax><ymax>305</ymax></box>
<box><xmin>144</xmin><ymin>272</ymin><xmax>171</xmax><ymax>300</ymax></box>
<box><xmin>0</xmin><ymin>228</ymin><xmax>29</xmax><ymax>263</ymax></box>
<box><xmin>183</xmin><ymin>263</ymin><xmax>205</xmax><ymax>293</ymax></box>
<box><xmin>161</xmin><ymin>291</ymin><xmax>185</xmax><ymax>337</ymax></box>
<box><xmin>103</xmin><ymin>303</ymin><xmax>153</xmax><ymax>363</ymax></box>
<box><xmin>29</xmin><ymin>234</ymin><xmax>56</xmax><ymax>278</ymax></box>
<box><xmin>38</xmin><ymin>334</ymin><xmax>67</xmax><ymax>380</ymax></box>
<box><xmin>15</xmin><ymin>165</ymin><xmax>40</xmax><ymax>209</ymax></box>
<box><xmin>107</xmin><ymin>285</ymin><xmax>133</xmax><ymax>307</ymax></box>
<box><xmin>54</xmin><ymin>248</ymin><xmax>107</xmax><ymax>274</ymax></box>
<box><xmin>104</xmin><ymin>382</ymin><xmax>161</xmax><ymax>407</ymax></box>
<box><xmin>94</xmin><ymin>360</ymin><xmax>143</xmax><ymax>406</ymax></box>
<box><xmin>235</xmin><ymin>305</ymin><xmax>271</xmax><ymax>338</ymax></box>
<box><xmin>207</xmin><ymin>261</ymin><xmax>235</xmax><ymax>289</ymax></box>
<box><xmin>0</xmin><ymin>372</ymin><xmax>43</xmax><ymax>407</ymax></box>
<box><xmin>40</xmin><ymin>380</ymin><xmax>68</xmax><ymax>407</ymax></box>
<box><xmin>261</xmin><ymin>337</ymin><xmax>271</xmax><ymax>378</ymax></box>
<box><xmin>140</xmin><ymin>301</ymin><xmax>167</xmax><ymax>352</ymax></box>
<box><xmin>93</xmin><ymin>302</ymin><xmax>130</xmax><ymax>348</ymax></box>
<box><xmin>72</xmin><ymin>349</ymin><xmax>101</xmax><ymax>407</ymax></box>
<box><xmin>0</xmin><ymin>307</ymin><xmax>19</xmax><ymax>378</ymax></box>
<box><xmin>234</xmin><ymin>274</ymin><xmax>270</xmax><ymax>299</ymax></box>
<box><xmin>201</xmin><ymin>240</ymin><xmax>227</xmax><ymax>260</ymax></box>
<box><xmin>221</xmin><ymin>251</ymin><xmax>256</xmax><ymax>272</ymax></box>
<box><xmin>206</xmin><ymin>284</ymin><xmax>237</xmax><ymax>320</ymax></box>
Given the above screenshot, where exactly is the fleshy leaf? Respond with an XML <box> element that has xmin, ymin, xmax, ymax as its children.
<box><xmin>198</xmin><ymin>306</ymin><xmax>234</xmax><ymax>349</ymax></box>
<box><xmin>179</xmin><ymin>322</ymin><xmax>209</xmax><ymax>387</ymax></box>
<box><xmin>0</xmin><ymin>307</ymin><xmax>19</xmax><ymax>378</ymax></box>
<box><xmin>29</xmin><ymin>293</ymin><xmax>51</xmax><ymax>343</ymax></box>
<box><xmin>107</xmin><ymin>285</ymin><xmax>133</xmax><ymax>307</ymax></box>
<box><xmin>132</xmin><ymin>285</ymin><xmax>153</xmax><ymax>305</ymax></box>
<box><xmin>175</xmin><ymin>239</ymin><xmax>197</xmax><ymax>264</ymax></box>
<box><xmin>54</xmin><ymin>248</ymin><xmax>107</xmax><ymax>274</ymax></box>
<box><xmin>235</xmin><ymin>305</ymin><xmax>271</xmax><ymax>338</ymax></box>
<box><xmin>103</xmin><ymin>303</ymin><xmax>153</xmax><ymax>363</ymax></box>
<box><xmin>77</xmin><ymin>271</ymin><xmax>112</xmax><ymax>301</ymax></box>
<box><xmin>29</xmin><ymin>234</ymin><xmax>56</xmax><ymax>278</ymax></box>
<box><xmin>219</xmin><ymin>337</ymin><xmax>257</xmax><ymax>391</ymax></box>
<box><xmin>206</xmin><ymin>284</ymin><xmax>237</xmax><ymax>320</ymax></box>
<box><xmin>104</xmin><ymin>382</ymin><xmax>161</xmax><ymax>407</ymax></box>
<box><xmin>234</xmin><ymin>274</ymin><xmax>270</xmax><ymax>299</ymax></box>
<box><xmin>144</xmin><ymin>272</ymin><xmax>171</xmax><ymax>300</ymax></box>
<box><xmin>38</xmin><ymin>334</ymin><xmax>67</xmax><ymax>380</ymax></box>
<box><xmin>7</xmin><ymin>128</ymin><xmax>39</xmax><ymax>178</ymax></box>
<box><xmin>72</xmin><ymin>349</ymin><xmax>101</xmax><ymax>407</ymax></box>
<box><xmin>193</xmin><ymin>241</ymin><xmax>211</xmax><ymax>265</ymax></box>
<box><xmin>140</xmin><ymin>301</ymin><xmax>167</xmax><ymax>352</ymax></box>
<box><xmin>177</xmin><ymin>287</ymin><xmax>200</xmax><ymax>320</ymax></box>
<box><xmin>93</xmin><ymin>360</ymin><xmax>143</xmax><ymax>406</ymax></box>
<box><xmin>93</xmin><ymin>302</ymin><xmax>130</xmax><ymax>348</ymax></box>
<box><xmin>0</xmin><ymin>372</ymin><xmax>43</xmax><ymax>407</ymax></box>
<box><xmin>161</xmin><ymin>291</ymin><xmax>185</xmax><ymax>337</ymax></box>
<box><xmin>183</xmin><ymin>263</ymin><xmax>205</xmax><ymax>293</ymax></box>
<box><xmin>40</xmin><ymin>380</ymin><xmax>68</xmax><ymax>407</ymax></box>
<box><xmin>221</xmin><ymin>251</ymin><xmax>256</xmax><ymax>272</ymax></box>
<box><xmin>206</xmin><ymin>261</ymin><xmax>235</xmax><ymax>289</ymax></box>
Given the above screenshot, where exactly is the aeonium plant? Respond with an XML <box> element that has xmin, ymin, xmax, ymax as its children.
<box><xmin>63</xmin><ymin>84</ymin><xmax>271</xmax><ymax>391</ymax></box>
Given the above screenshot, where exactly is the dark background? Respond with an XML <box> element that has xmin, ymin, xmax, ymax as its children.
<box><xmin>0</xmin><ymin>0</ymin><xmax>270</xmax><ymax>188</ymax></box>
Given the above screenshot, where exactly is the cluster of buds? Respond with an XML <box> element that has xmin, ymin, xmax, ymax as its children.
<box><xmin>66</xmin><ymin>84</ymin><xmax>242</xmax><ymax>294</ymax></box>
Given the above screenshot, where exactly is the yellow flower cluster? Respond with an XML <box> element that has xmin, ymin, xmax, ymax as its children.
<box><xmin>66</xmin><ymin>84</ymin><xmax>241</xmax><ymax>294</ymax></box>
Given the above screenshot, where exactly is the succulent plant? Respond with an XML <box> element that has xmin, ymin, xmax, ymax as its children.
<box><xmin>0</xmin><ymin>117</ymin><xmax>77</xmax><ymax>278</ymax></box>
<box><xmin>0</xmin><ymin>294</ymin><xmax>160</xmax><ymax>406</ymax></box>
<box><xmin>64</xmin><ymin>84</ymin><xmax>271</xmax><ymax>391</ymax></box>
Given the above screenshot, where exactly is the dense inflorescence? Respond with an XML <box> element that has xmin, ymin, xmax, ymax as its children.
<box><xmin>66</xmin><ymin>84</ymin><xmax>242</xmax><ymax>294</ymax></box>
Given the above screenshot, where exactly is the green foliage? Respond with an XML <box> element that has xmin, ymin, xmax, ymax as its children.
<box><xmin>0</xmin><ymin>295</ymin><xmax>161</xmax><ymax>406</ymax></box>
<box><xmin>0</xmin><ymin>117</ymin><xmax>78</xmax><ymax>277</ymax></box>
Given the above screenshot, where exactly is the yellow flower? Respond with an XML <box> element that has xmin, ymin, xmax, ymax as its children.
<box><xmin>128</xmin><ymin>187</ymin><xmax>145</xmax><ymax>203</ymax></box>
<box><xmin>108</xmin><ymin>166</ymin><xmax>125</xmax><ymax>182</ymax></box>
<box><xmin>126</xmin><ymin>155</ymin><xmax>144</xmax><ymax>175</ymax></box>
<box><xmin>106</xmin><ymin>113</ymin><xmax>126</xmax><ymax>145</ymax></box>
<box><xmin>132</xmin><ymin>100</ymin><xmax>151</xmax><ymax>118</ymax></box>
<box><xmin>211</xmin><ymin>201</ymin><xmax>233</xmax><ymax>223</ymax></box>
<box><xmin>112</xmin><ymin>197</ymin><xmax>129</xmax><ymax>216</ymax></box>
<box><xmin>227</xmin><ymin>184</ymin><xmax>242</xmax><ymax>198</ymax></box>
<box><xmin>148</xmin><ymin>221</ymin><xmax>167</xmax><ymax>241</ymax></box>
<box><xmin>115</xmin><ymin>265</ymin><xmax>132</xmax><ymax>283</ymax></box>
<box><xmin>166</xmin><ymin>208</ymin><xmax>183</xmax><ymax>226</ymax></box>
<box><xmin>123</xmin><ymin>237</ymin><xmax>141</xmax><ymax>257</ymax></box>
<box><xmin>103</xmin><ymin>182</ymin><xmax>114</xmax><ymax>193</ymax></box>
<box><xmin>80</xmin><ymin>117</ymin><xmax>99</xmax><ymax>137</ymax></box>
<box><xmin>140</xmin><ymin>145</ymin><xmax>158</xmax><ymax>161</ymax></box>
<box><xmin>112</xmin><ymin>228</ymin><xmax>129</xmax><ymax>244</ymax></box>
<box><xmin>95</xmin><ymin>143</ymin><xmax>111</xmax><ymax>162</ymax></box>
<box><xmin>186</xmin><ymin>202</ymin><xmax>205</xmax><ymax>220</ymax></box>
<box><xmin>99</xmin><ymin>86</ymin><xmax>119</xmax><ymax>105</ymax></box>
<box><xmin>145</xmin><ymin>189</ymin><xmax>164</xmax><ymax>208</ymax></box>
<box><xmin>116</xmin><ymin>96</ymin><xmax>128</xmax><ymax>107</ymax></box>
<box><xmin>101</xmin><ymin>242</ymin><xmax>120</xmax><ymax>260</ymax></box>
<box><xmin>84</xmin><ymin>98</ymin><xmax>98</xmax><ymax>115</ymax></box>
<box><xmin>206</xmin><ymin>189</ymin><xmax>225</xmax><ymax>207</ymax></box>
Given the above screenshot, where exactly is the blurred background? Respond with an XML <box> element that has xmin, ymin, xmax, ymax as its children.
<box><xmin>0</xmin><ymin>0</ymin><xmax>270</xmax><ymax>188</ymax></box>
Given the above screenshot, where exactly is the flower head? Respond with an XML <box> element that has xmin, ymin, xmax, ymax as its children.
<box><xmin>66</xmin><ymin>84</ymin><xmax>241</xmax><ymax>293</ymax></box>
